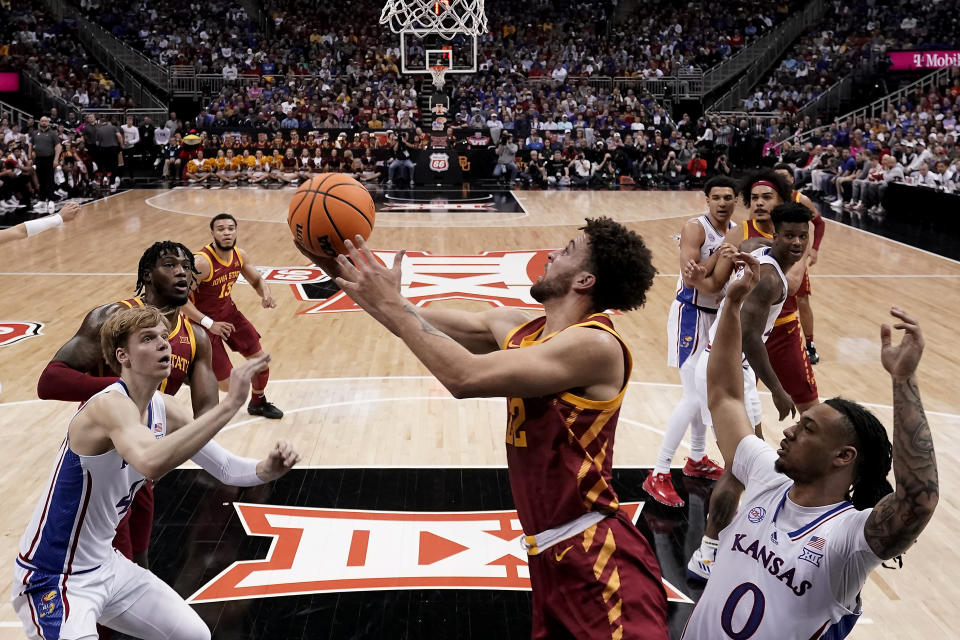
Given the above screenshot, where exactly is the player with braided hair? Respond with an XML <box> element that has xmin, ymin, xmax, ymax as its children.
<box><xmin>682</xmin><ymin>252</ymin><xmax>938</xmax><ymax>639</ymax></box>
<box><xmin>37</xmin><ymin>241</ymin><xmax>221</xmax><ymax>576</ymax></box>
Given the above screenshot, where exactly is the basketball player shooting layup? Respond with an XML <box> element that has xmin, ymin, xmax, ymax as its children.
<box><xmin>681</xmin><ymin>252</ymin><xmax>938</xmax><ymax>639</ymax></box>
<box><xmin>14</xmin><ymin>306</ymin><xmax>300</xmax><ymax>640</ymax></box>
<box><xmin>299</xmin><ymin>218</ymin><xmax>670</xmax><ymax>639</ymax></box>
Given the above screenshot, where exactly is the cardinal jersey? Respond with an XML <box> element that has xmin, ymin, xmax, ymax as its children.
<box><xmin>502</xmin><ymin>313</ymin><xmax>630</xmax><ymax>535</ymax></box>
<box><xmin>192</xmin><ymin>243</ymin><xmax>244</xmax><ymax>318</ymax></box>
<box><xmin>682</xmin><ymin>436</ymin><xmax>881</xmax><ymax>639</ymax></box>
<box><xmin>17</xmin><ymin>382</ymin><xmax>166</xmax><ymax>574</ymax></box>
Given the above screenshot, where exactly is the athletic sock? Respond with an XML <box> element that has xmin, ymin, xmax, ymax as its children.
<box><xmin>250</xmin><ymin>392</ymin><xmax>264</xmax><ymax>406</ymax></box>
<box><xmin>806</xmin><ymin>335</ymin><xmax>814</xmax><ymax>346</ymax></box>
<box><xmin>654</xmin><ymin>396</ymin><xmax>700</xmax><ymax>475</ymax></box>
<box><xmin>699</xmin><ymin>536</ymin><xmax>720</xmax><ymax>562</ymax></box>
<box><xmin>688</xmin><ymin>417</ymin><xmax>707</xmax><ymax>462</ymax></box>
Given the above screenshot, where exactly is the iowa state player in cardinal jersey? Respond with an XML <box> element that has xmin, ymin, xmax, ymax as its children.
<box><xmin>36</xmin><ymin>241</ymin><xmax>222</xmax><ymax>573</ymax></box>
<box><xmin>682</xmin><ymin>253</ymin><xmax>937</xmax><ymax>640</ymax></box>
<box><xmin>303</xmin><ymin>218</ymin><xmax>669</xmax><ymax>639</ymax></box>
<box><xmin>182</xmin><ymin>213</ymin><xmax>283</xmax><ymax>419</ymax></box>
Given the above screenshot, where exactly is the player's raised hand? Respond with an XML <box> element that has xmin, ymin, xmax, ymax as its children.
<box><xmin>256</xmin><ymin>440</ymin><xmax>301</xmax><ymax>482</ymax></box>
<box><xmin>294</xmin><ymin>239</ymin><xmax>344</xmax><ymax>280</ymax></box>
<box><xmin>725</xmin><ymin>251</ymin><xmax>761</xmax><ymax>303</ymax></box>
<box><xmin>226</xmin><ymin>352</ymin><xmax>270</xmax><ymax>406</ymax></box>
<box><xmin>881</xmin><ymin>306</ymin><xmax>924</xmax><ymax>379</ymax></box>
<box><xmin>334</xmin><ymin>236</ymin><xmax>406</xmax><ymax>313</ymax></box>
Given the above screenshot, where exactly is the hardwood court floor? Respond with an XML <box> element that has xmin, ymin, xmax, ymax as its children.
<box><xmin>1</xmin><ymin>187</ymin><xmax>959</xmax><ymax>638</ymax></box>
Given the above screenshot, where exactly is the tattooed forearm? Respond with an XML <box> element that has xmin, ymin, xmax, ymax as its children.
<box><xmin>864</xmin><ymin>376</ymin><xmax>939</xmax><ymax>559</ymax></box>
<box><xmin>403</xmin><ymin>302</ymin><xmax>454</xmax><ymax>341</ymax></box>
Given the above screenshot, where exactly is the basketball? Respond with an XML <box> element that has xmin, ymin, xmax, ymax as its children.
<box><xmin>287</xmin><ymin>174</ymin><xmax>376</xmax><ymax>257</ymax></box>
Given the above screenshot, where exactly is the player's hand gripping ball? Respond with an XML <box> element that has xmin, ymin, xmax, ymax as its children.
<box><xmin>287</xmin><ymin>174</ymin><xmax>376</xmax><ymax>257</ymax></box>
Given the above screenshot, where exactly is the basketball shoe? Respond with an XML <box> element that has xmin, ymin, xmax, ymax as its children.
<box><xmin>682</xmin><ymin>456</ymin><xmax>724</xmax><ymax>480</ymax></box>
<box><xmin>687</xmin><ymin>548</ymin><xmax>714</xmax><ymax>582</ymax></box>
<box><xmin>642</xmin><ymin>471</ymin><xmax>685</xmax><ymax>507</ymax></box>
<box><xmin>248</xmin><ymin>396</ymin><xmax>284</xmax><ymax>419</ymax></box>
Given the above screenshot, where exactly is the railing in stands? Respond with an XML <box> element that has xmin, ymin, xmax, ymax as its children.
<box><xmin>78</xmin><ymin>108</ymin><xmax>170</xmax><ymax>127</ymax></box>
<box><xmin>776</xmin><ymin>66</ymin><xmax>957</xmax><ymax>151</ymax></box>
<box><xmin>0</xmin><ymin>99</ymin><xmax>35</xmax><ymax>127</ymax></box>
<box><xmin>702</xmin><ymin>0</ymin><xmax>826</xmax><ymax>96</ymax></box>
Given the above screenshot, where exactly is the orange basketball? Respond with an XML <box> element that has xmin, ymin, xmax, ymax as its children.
<box><xmin>287</xmin><ymin>174</ymin><xmax>376</xmax><ymax>257</ymax></box>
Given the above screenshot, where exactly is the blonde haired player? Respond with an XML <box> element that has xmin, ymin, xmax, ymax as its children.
<box><xmin>12</xmin><ymin>306</ymin><xmax>299</xmax><ymax>639</ymax></box>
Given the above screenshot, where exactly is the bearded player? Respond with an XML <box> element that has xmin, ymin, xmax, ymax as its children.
<box><xmin>182</xmin><ymin>213</ymin><xmax>283</xmax><ymax>419</ymax></box>
<box><xmin>299</xmin><ymin>219</ymin><xmax>669</xmax><ymax>639</ymax></box>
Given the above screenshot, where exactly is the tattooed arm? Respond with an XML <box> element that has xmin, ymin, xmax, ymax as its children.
<box><xmin>864</xmin><ymin>307</ymin><xmax>939</xmax><ymax>560</ymax></box>
<box><xmin>328</xmin><ymin>237</ymin><xmax>625</xmax><ymax>400</ymax></box>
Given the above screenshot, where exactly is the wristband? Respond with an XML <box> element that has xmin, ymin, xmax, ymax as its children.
<box><xmin>201</xmin><ymin>316</ymin><xmax>214</xmax><ymax>329</ymax></box>
<box><xmin>24</xmin><ymin>214</ymin><xmax>63</xmax><ymax>237</ymax></box>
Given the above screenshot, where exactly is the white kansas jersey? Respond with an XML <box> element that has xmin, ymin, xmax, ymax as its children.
<box><xmin>683</xmin><ymin>437</ymin><xmax>882</xmax><ymax>640</ymax></box>
<box><xmin>17</xmin><ymin>381</ymin><xmax>166</xmax><ymax>574</ymax></box>
<box><xmin>709</xmin><ymin>247</ymin><xmax>787</xmax><ymax>347</ymax></box>
<box><xmin>674</xmin><ymin>215</ymin><xmax>735</xmax><ymax>311</ymax></box>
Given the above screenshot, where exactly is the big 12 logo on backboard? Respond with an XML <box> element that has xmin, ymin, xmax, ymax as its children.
<box><xmin>292</xmin><ymin>250</ymin><xmax>553</xmax><ymax>314</ymax></box>
<box><xmin>0</xmin><ymin>322</ymin><xmax>43</xmax><ymax>347</ymax></box>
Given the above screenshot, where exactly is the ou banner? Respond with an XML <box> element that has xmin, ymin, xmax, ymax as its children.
<box><xmin>187</xmin><ymin>502</ymin><xmax>692</xmax><ymax>604</ymax></box>
<box><xmin>293</xmin><ymin>250</ymin><xmax>553</xmax><ymax>314</ymax></box>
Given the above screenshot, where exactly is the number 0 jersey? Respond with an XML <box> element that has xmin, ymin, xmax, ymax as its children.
<box><xmin>192</xmin><ymin>243</ymin><xmax>244</xmax><ymax>318</ymax></box>
<box><xmin>681</xmin><ymin>436</ymin><xmax>881</xmax><ymax>640</ymax></box>
<box><xmin>503</xmin><ymin>313</ymin><xmax>631</xmax><ymax>535</ymax></box>
<box><xmin>17</xmin><ymin>381</ymin><xmax>166</xmax><ymax>574</ymax></box>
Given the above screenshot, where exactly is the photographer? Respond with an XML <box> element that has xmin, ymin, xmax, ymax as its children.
<box><xmin>493</xmin><ymin>132</ymin><xmax>519</xmax><ymax>184</ymax></box>
<box><xmin>545</xmin><ymin>150</ymin><xmax>570</xmax><ymax>187</ymax></box>
<box><xmin>713</xmin><ymin>153</ymin><xmax>732</xmax><ymax>176</ymax></box>
<box><xmin>519</xmin><ymin>149</ymin><xmax>547</xmax><ymax>188</ymax></box>
<box><xmin>661</xmin><ymin>151</ymin><xmax>684</xmax><ymax>189</ymax></box>
<box><xmin>637</xmin><ymin>153</ymin><xmax>660</xmax><ymax>188</ymax></box>
<box><xmin>568</xmin><ymin>152</ymin><xmax>591</xmax><ymax>187</ymax></box>
<box><xmin>591</xmin><ymin>149</ymin><xmax>617</xmax><ymax>187</ymax></box>
<box><xmin>388</xmin><ymin>131</ymin><xmax>416</xmax><ymax>187</ymax></box>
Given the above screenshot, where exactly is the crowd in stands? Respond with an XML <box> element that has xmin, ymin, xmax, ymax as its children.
<box><xmin>768</xmin><ymin>70</ymin><xmax>960</xmax><ymax>214</ymax></box>
<box><xmin>739</xmin><ymin>0</ymin><xmax>960</xmax><ymax>115</ymax></box>
<box><xmin>81</xmin><ymin>0</ymin><xmax>802</xmax><ymax>80</ymax></box>
<box><xmin>0</xmin><ymin>0</ymin><xmax>133</xmax><ymax>111</ymax></box>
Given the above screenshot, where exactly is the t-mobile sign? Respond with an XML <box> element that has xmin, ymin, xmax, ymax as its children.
<box><xmin>888</xmin><ymin>50</ymin><xmax>960</xmax><ymax>70</ymax></box>
<box><xmin>0</xmin><ymin>72</ymin><xmax>19</xmax><ymax>92</ymax></box>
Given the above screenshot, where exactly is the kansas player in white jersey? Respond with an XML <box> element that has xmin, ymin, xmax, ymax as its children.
<box><xmin>12</xmin><ymin>306</ymin><xmax>301</xmax><ymax>640</ymax></box>
<box><xmin>683</xmin><ymin>250</ymin><xmax>938</xmax><ymax>639</ymax></box>
<box><xmin>645</xmin><ymin>177</ymin><xmax>739</xmax><ymax>508</ymax></box>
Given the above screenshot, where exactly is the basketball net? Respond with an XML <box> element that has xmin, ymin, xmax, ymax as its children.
<box><xmin>380</xmin><ymin>0</ymin><xmax>487</xmax><ymax>38</ymax></box>
<box><xmin>429</xmin><ymin>65</ymin><xmax>449</xmax><ymax>90</ymax></box>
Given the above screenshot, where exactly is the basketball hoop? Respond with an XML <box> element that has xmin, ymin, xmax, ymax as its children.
<box><xmin>429</xmin><ymin>65</ymin><xmax>449</xmax><ymax>89</ymax></box>
<box><xmin>380</xmin><ymin>0</ymin><xmax>488</xmax><ymax>38</ymax></box>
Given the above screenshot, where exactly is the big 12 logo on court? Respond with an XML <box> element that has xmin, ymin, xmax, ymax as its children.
<box><xmin>288</xmin><ymin>249</ymin><xmax>554</xmax><ymax>314</ymax></box>
<box><xmin>0</xmin><ymin>322</ymin><xmax>43</xmax><ymax>347</ymax></box>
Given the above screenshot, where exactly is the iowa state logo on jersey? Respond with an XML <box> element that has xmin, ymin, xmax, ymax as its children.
<box><xmin>289</xmin><ymin>250</ymin><xmax>554</xmax><ymax>314</ymax></box>
<box><xmin>0</xmin><ymin>321</ymin><xmax>43</xmax><ymax>347</ymax></box>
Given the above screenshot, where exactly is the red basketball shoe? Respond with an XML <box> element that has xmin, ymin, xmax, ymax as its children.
<box><xmin>682</xmin><ymin>455</ymin><xmax>724</xmax><ymax>480</ymax></box>
<box><xmin>642</xmin><ymin>471</ymin><xmax>685</xmax><ymax>507</ymax></box>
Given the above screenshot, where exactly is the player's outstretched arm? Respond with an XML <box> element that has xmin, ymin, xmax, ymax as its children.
<box><xmin>709</xmin><ymin>253</ymin><xmax>763</xmax><ymax>466</ymax></box>
<box><xmin>0</xmin><ymin>203</ymin><xmax>81</xmax><ymax>245</ymax></box>
<box><xmin>37</xmin><ymin>303</ymin><xmax>123</xmax><ymax>401</ymax></box>
<box><xmin>295</xmin><ymin>240</ymin><xmax>531</xmax><ymax>354</ymax></box>
<box><xmin>191</xmin><ymin>438</ymin><xmax>301</xmax><ymax>486</ymax></box>
<box><xmin>332</xmin><ymin>237</ymin><xmax>619</xmax><ymax>398</ymax></box>
<box><xmin>741</xmin><ymin>267</ymin><xmax>796</xmax><ymax>421</ymax></box>
<box><xmin>96</xmin><ymin>354</ymin><xmax>270</xmax><ymax>481</ymax></box>
<box><xmin>864</xmin><ymin>307</ymin><xmax>938</xmax><ymax>560</ymax></box>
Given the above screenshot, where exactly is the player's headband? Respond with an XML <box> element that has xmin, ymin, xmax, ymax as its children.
<box><xmin>752</xmin><ymin>180</ymin><xmax>778</xmax><ymax>190</ymax></box>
